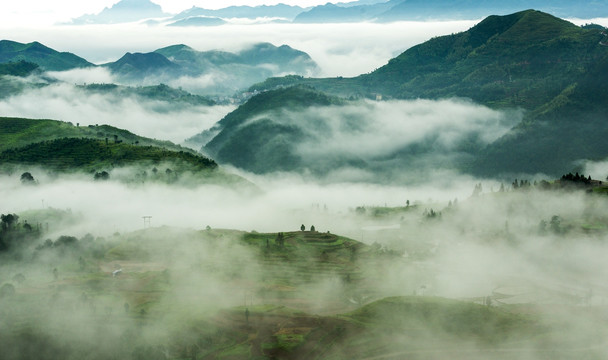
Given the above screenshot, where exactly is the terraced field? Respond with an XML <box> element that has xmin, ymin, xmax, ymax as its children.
<box><xmin>2</xmin><ymin>227</ymin><xmax>608</xmax><ymax>359</ymax></box>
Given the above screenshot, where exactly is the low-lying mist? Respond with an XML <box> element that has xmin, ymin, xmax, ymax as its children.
<box><xmin>2</xmin><ymin>166</ymin><xmax>608</xmax><ymax>358</ymax></box>
<box><xmin>0</xmin><ymin>79</ymin><xmax>233</xmax><ymax>145</ymax></box>
<box><xmin>207</xmin><ymin>98</ymin><xmax>523</xmax><ymax>182</ymax></box>
<box><xmin>0</xmin><ymin>21</ymin><xmax>478</xmax><ymax>77</ymax></box>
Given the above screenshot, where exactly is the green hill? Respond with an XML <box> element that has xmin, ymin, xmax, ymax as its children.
<box><xmin>0</xmin><ymin>138</ymin><xmax>216</xmax><ymax>172</ymax></box>
<box><xmin>203</xmin><ymin>86</ymin><xmax>346</xmax><ymax>173</ymax></box>
<box><xmin>0</xmin><ymin>117</ymin><xmax>250</xmax><ymax>185</ymax></box>
<box><xmin>0</xmin><ymin>40</ymin><xmax>93</xmax><ymax>71</ymax></box>
<box><xmin>246</xmin><ymin>10</ymin><xmax>608</xmax><ymax>177</ymax></box>
<box><xmin>105</xmin><ymin>52</ymin><xmax>181</xmax><ymax>80</ymax></box>
<box><xmin>0</xmin><ymin>117</ymin><xmax>187</xmax><ymax>153</ymax></box>
<box><xmin>255</xmin><ymin>10</ymin><xmax>604</xmax><ymax>107</ymax></box>
<box><xmin>154</xmin><ymin>42</ymin><xmax>318</xmax><ymax>75</ymax></box>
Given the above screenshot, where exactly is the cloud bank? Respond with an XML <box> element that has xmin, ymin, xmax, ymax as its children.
<box><xmin>0</xmin><ymin>80</ymin><xmax>233</xmax><ymax>145</ymax></box>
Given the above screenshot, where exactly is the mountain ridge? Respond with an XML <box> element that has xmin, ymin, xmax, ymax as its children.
<box><xmin>224</xmin><ymin>10</ymin><xmax>608</xmax><ymax>177</ymax></box>
<box><xmin>0</xmin><ymin>40</ymin><xmax>93</xmax><ymax>71</ymax></box>
<box><xmin>70</xmin><ymin>0</ymin><xmax>168</xmax><ymax>25</ymax></box>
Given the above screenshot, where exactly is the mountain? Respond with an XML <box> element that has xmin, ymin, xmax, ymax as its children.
<box><xmin>0</xmin><ymin>117</ymin><xmax>187</xmax><ymax>154</ymax></box>
<box><xmin>104</xmin><ymin>52</ymin><xmax>181</xmax><ymax>80</ymax></box>
<box><xmin>170</xmin><ymin>4</ymin><xmax>305</xmax><ymax>22</ymax></box>
<box><xmin>105</xmin><ymin>43</ymin><xmax>319</xmax><ymax>94</ymax></box>
<box><xmin>0</xmin><ymin>40</ymin><xmax>93</xmax><ymax>71</ymax></box>
<box><xmin>295</xmin><ymin>0</ymin><xmax>608</xmax><ymax>23</ymax></box>
<box><xmin>79</xmin><ymin>83</ymin><xmax>215</xmax><ymax>106</ymax></box>
<box><xmin>70</xmin><ymin>0</ymin><xmax>168</xmax><ymax>24</ymax></box>
<box><xmin>0</xmin><ymin>117</ymin><xmax>253</xmax><ymax>186</ymax></box>
<box><xmin>167</xmin><ymin>16</ymin><xmax>226</xmax><ymax>27</ymax></box>
<box><xmin>154</xmin><ymin>43</ymin><xmax>318</xmax><ymax>73</ymax></box>
<box><xmin>236</xmin><ymin>10</ymin><xmax>608</xmax><ymax>177</ymax></box>
<box><xmin>202</xmin><ymin>86</ymin><xmax>346</xmax><ymax>174</ymax></box>
<box><xmin>294</xmin><ymin>0</ymin><xmax>397</xmax><ymax>23</ymax></box>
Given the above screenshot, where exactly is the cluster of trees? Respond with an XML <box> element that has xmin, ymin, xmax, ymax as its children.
<box><xmin>511</xmin><ymin>179</ymin><xmax>533</xmax><ymax>189</ymax></box>
<box><xmin>94</xmin><ymin>171</ymin><xmax>109</xmax><ymax>181</ymax></box>
<box><xmin>0</xmin><ymin>60</ymin><xmax>39</xmax><ymax>77</ymax></box>
<box><xmin>423</xmin><ymin>209</ymin><xmax>442</xmax><ymax>220</ymax></box>
<box><xmin>299</xmin><ymin>224</ymin><xmax>315</xmax><ymax>231</ymax></box>
<box><xmin>0</xmin><ymin>213</ymin><xmax>39</xmax><ymax>253</ymax></box>
<box><xmin>539</xmin><ymin>215</ymin><xmax>570</xmax><ymax>235</ymax></box>
<box><xmin>0</xmin><ymin>137</ymin><xmax>217</xmax><ymax>172</ymax></box>
<box><xmin>560</xmin><ymin>172</ymin><xmax>593</xmax><ymax>185</ymax></box>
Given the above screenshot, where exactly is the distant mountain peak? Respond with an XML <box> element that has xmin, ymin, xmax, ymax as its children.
<box><xmin>70</xmin><ymin>0</ymin><xmax>168</xmax><ymax>25</ymax></box>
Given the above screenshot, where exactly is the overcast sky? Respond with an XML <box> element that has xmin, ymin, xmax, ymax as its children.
<box><xmin>0</xmin><ymin>0</ymin><xmax>357</xmax><ymax>26</ymax></box>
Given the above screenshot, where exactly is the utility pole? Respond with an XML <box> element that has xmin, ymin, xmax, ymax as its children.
<box><xmin>142</xmin><ymin>216</ymin><xmax>152</xmax><ymax>229</ymax></box>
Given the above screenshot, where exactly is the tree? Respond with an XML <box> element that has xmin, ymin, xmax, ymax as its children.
<box><xmin>1</xmin><ymin>214</ymin><xmax>19</xmax><ymax>231</ymax></box>
<box><xmin>310</xmin><ymin>225</ymin><xmax>316</xmax><ymax>232</ymax></box>
<box><xmin>300</xmin><ymin>224</ymin><xmax>305</xmax><ymax>231</ymax></box>
<box><xmin>275</xmin><ymin>232</ymin><xmax>285</xmax><ymax>247</ymax></box>
<box><xmin>550</xmin><ymin>215</ymin><xmax>562</xmax><ymax>234</ymax></box>
<box><xmin>94</xmin><ymin>171</ymin><xmax>109</xmax><ymax>181</ymax></box>
<box><xmin>20</xmin><ymin>172</ymin><xmax>35</xmax><ymax>185</ymax></box>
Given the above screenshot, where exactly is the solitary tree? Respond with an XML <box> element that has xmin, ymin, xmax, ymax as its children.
<box><xmin>20</xmin><ymin>172</ymin><xmax>35</xmax><ymax>185</ymax></box>
<box><xmin>310</xmin><ymin>225</ymin><xmax>316</xmax><ymax>232</ymax></box>
<box><xmin>276</xmin><ymin>232</ymin><xmax>285</xmax><ymax>247</ymax></box>
<box><xmin>300</xmin><ymin>224</ymin><xmax>305</xmax><ymax>231</ymax></box>
<box><xmin>94</xmin><ymin>171</ymin><xmax>109</xmax><ymax>181</ymax></box>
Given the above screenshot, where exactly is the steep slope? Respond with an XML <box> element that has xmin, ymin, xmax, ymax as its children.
<box><xmin>246</xmin><ymin>10</ymin><xmax>608</xmax><ymax>177</ymax></box>
<box><xmin>203</xmin><ymin>86</ymin><xmax>346</xmax><ymax>174</ymax></box>
<box><xmin>0</xmin><ymin>40</ymin><xmax>93</xmax><ymax>71</ymax></box>
<box><xmin>364</xmin><ymin>10</ymin><xmax>604</xmax><ymax>108</ymax></box>
<box><xmin>105</xmin><ymin>52</ymin><xmax>181</xmax><ymax>79</ymax></box>
<box><xmin>0</xmin><ymin>61</ymin><xmax>39</xmax><ymax>77</ymax></box>
<box><xmin>472</xmin><ymin>53</ymin><xmax>608</xmax><ymax>175</ymax></box>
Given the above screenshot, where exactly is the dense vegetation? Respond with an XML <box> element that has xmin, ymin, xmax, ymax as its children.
<box><xmin>204</xmin><ymin>85</ymin><xmax>345</xmax><ymax>172</ymax></box>
<box><xmin>245</xmin><ymin>10</ymin><xmax>608</xmax><ymax>176</ymax></box>
<box><xmin>0</xmin><ymin>138</ymin><xmax>217</xmax><ymax>172</ymax></box>
<box><xmin>0</xmin><ymin>60</ymin><xmax>39</xmax><ymax>77</ymax></box>
<box><xmin>80</xmin><ymin>83</ymin><xmax>216</xmax><ymax>106</ymax></box>
<box><xmin>0</xmin><ymin>117</ymin><xmax>190</xmax><ymax>153</ymax></box>
<box><xmin>0</xmin><ymin>40</ymin><xmax>93</xmax><ymax>71</ymax></box>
